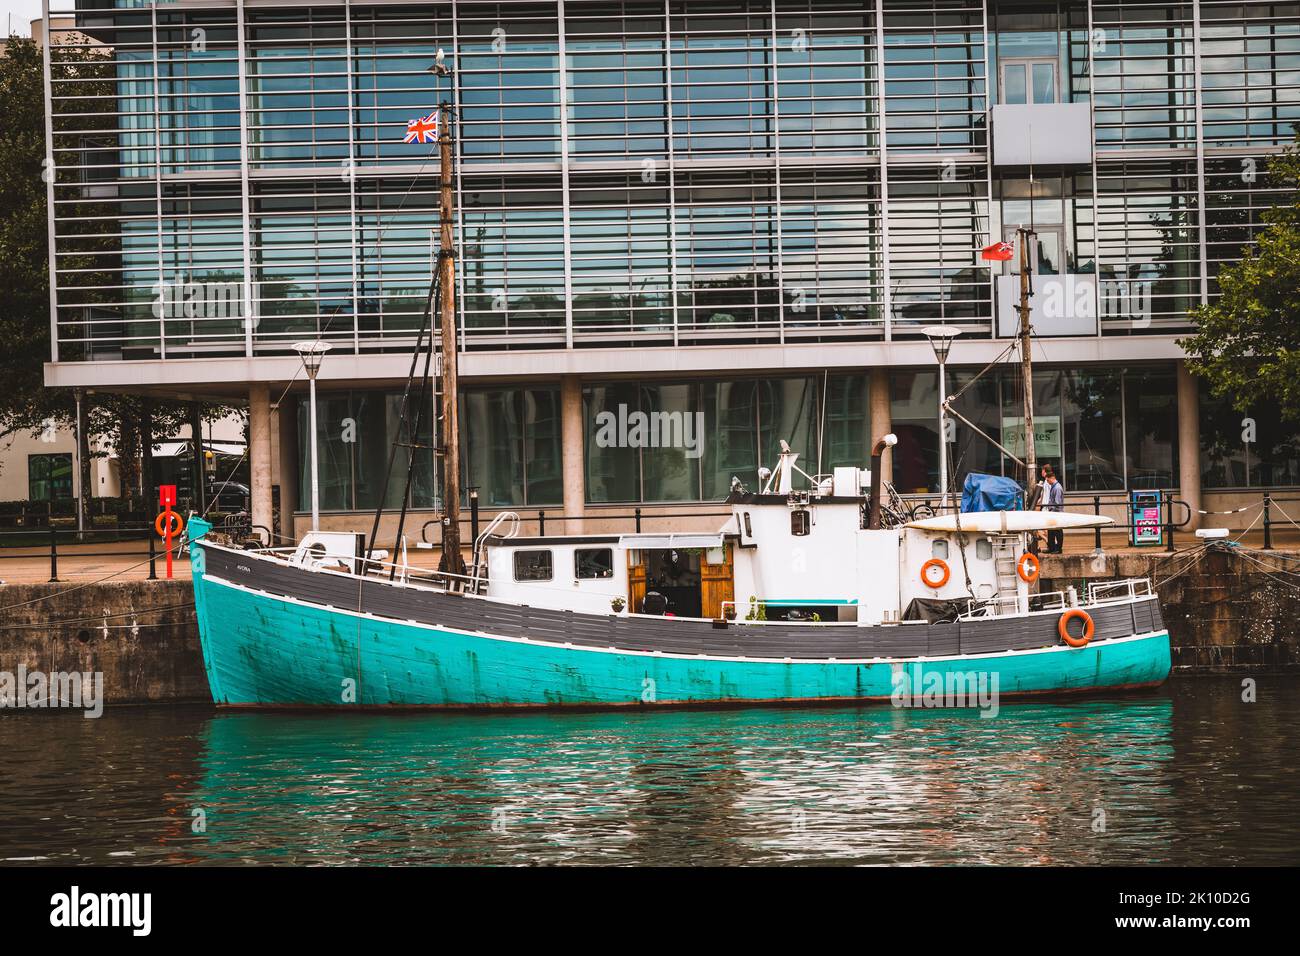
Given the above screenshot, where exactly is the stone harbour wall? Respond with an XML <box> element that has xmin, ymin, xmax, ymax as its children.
<box><xmin>0</xmin><ymin>580</ymin><xmax>207</xmax><ymax>705</ymax></box>
<box><xmin>1041</xmin><ymin>546</ymin><xmax>1300</xmax><ymax>672</ymax></box>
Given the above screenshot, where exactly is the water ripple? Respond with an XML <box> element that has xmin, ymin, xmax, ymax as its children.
<box><xmin>1</xmin><ymin>678</ymin><xmax>1297</xmax><ymax>865</ymax></box>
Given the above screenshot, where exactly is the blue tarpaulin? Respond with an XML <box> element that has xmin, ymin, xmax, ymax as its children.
<box><xmin>961</xmin><ymin>473</ymin><xmax>1024</xmax><ymax>513</ymax></box>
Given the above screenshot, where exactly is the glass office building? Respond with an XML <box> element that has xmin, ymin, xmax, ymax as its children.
<box><xmin>41</xmin><ymin>0</ymin><xmax>1300</xmax><ymax>527</ymax></box>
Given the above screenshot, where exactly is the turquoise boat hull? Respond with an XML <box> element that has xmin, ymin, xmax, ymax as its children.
<box><xmin>188</xmin><ymin>526</ymin><xmax>1171</xmax><ymax>710</ymax></box>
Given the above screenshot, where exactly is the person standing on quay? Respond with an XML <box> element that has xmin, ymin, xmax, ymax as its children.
<box><xmin>1041</xmin><ymin>464</ymin><xmax>1064</xmax><ymax>554</ymax></box>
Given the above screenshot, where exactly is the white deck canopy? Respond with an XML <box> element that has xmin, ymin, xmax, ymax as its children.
<box><xmin>617</xmin><ymin>533</ymin><xmax>728</xmax><ymax>550</ymax></box>
<box><xmin>905</xmin><ymin>511</ymin><xmax>1114</xmax><ymax>533</ymax></box>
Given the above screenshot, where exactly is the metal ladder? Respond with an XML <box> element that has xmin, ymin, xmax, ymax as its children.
<box><xmin>992</xmin><ymin>535</ymin><xmax>1021</xmax><ymax>599</ymax></box>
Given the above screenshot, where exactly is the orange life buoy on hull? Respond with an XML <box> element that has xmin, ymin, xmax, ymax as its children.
<box><xmin>1017</xmin><ymin>552</ymin><xmax>1040</xmax><ymax>584</ymax></box>
<box><xmin>1058</xmin><ymin>608</ymin><xmax>1095</xmax><ymax>647</ymax></box>
<box><xmin>920</xmin><ymin>558</ymin><xmax>950</xmax><ymax>589</ymax></box>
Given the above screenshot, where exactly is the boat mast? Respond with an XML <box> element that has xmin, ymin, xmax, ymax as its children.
<box><xmin>1016</xmin><ymin>224</ymin><xmax>1038</xmax><ymax>517</ymax></box>
<box><xmin>436</xmin><ymin>99</ymin><xmax>465</xmax><ymax>577</ymax></box>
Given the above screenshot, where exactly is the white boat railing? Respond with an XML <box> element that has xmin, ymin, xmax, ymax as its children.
<box><xmin>354</xmin><ymin>553</ymin><xmax>485</xmax><ymax>593</ymax></box>
<box><xmin>1087</xmin><ymin>577</ymin><xmax>1154</xmax><ymax>605</ymax></box>
<box><xmin>960</xmin><ymin>577</ymin><xmax>1155</xmax><ymax>620</ymax></box>
<box><xmin>959</xmin><ymin>590</ymin><xmax>1071</xmax><ymax>620</ymax></box>
<box><xmin>471</xmin><ymin>510</ymin><xmax>520</xmax><ymax>592</ymax></box>
<box><xmin>234</xmin><ymin>539</ymin><xmax>487</xmax><ymax>594</ymax></box>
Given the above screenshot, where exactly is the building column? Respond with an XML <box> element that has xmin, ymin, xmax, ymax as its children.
<box><xmin>868</xmin><ymin>369</ymin><xmax>892</xmax><ymax>488</ymax></box>
<box><xmin>560</xmin><ymin>376</ymin><xmax>585</xmax><ymax>534</ymax></box>
<box><xmin>275</xmin><ymin>394</ymin><xmax>299</xmax><ymax>543</ymax></box>
<box><xmin>1177</xmin><ymin>360</ymin><xmax>1202</xmax><ymax>531</ymax></box>
<box><xmin>249</xmin><ymin>383</ymin><xmax>273</xmax><ymax>544</ymax></box>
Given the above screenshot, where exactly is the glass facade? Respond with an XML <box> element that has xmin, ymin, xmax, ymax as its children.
<box><xmin>584</xmin><ymin>373</ymin><xmax>869</xmax><ymax>503</ymax></box>
<box><xmin>1199</xmin><ymin>381</ymin><xmax>1300</xmax><ymax>489</ymax></box>
<box><xmin>461</xmin><ymin>386</ymin><xmax>563</xmax><ymax>506</ymax></box>
<box><xmin>296</xmin><ymin>373</ymin><xmax>867</xmax><ymax>510</ymax></box>
<box><xmin>295</xmin><ymin>389</ymin><xmax>439</xmax><ymax>512</ymax></box>
<box><xmin>40</xmin><ymin>1</ymin><xmax>1300</xmax><ymax>499</ymax></box>
<box><xmin>46</xmin><ymin>0</ymin><xmax>1300</xmax><ymax>362</ymax></box>
<box><xmin>892</xmin><ymin>364</ymin><xmax>1179</xmax><ymax>494</ymax></box>
<box><xmin>297</xmin><ymin>383</ymin><xmax>561</xmax><ymax>511</ymax></box>
<box><xmin>294</xmin><ymin>363</ymin><xmax>1300</xmax><ymax>507</ymax></box>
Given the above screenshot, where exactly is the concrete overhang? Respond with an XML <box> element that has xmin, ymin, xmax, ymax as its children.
<box><xmin>44</xmin><ymin>335</ymin><xmax>1191</xmax><ymax>402</ymax></box>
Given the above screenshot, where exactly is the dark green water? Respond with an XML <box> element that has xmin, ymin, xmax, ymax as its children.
<box><xmin>1</xmin><ymin>677</ymin><xmax>1296</xmax><ymax>865</ymax></box>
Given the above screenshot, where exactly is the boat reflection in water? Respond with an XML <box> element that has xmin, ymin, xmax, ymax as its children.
<box><xmin>5</xmin><ymin>680</ymin><xmax>1300</xmax><ymax>865</ymax></box>
<box><xmin>182</xmin><ymin>696</ymin><xmax>1184</xmax><ymax>866</ymax></box>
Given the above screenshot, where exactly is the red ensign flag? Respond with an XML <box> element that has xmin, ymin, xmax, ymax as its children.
<box><xmin>981</xmin><ymin>240</ymin><xmax>1015</xmax><ymax>261</ymax></box>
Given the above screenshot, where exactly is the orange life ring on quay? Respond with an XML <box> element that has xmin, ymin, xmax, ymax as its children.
<box><xmin>920</xmin><ymin>558</ymin><xmax>950</xmax><ymax>589</ymax></box>
<box><xmin>1017</xmin><ymin>552</ymin><xmax>1040</xmax><ymax>583</ymax></box>
<box><xmin>1059</xmin><ymin>608</ymin><xmax>1095</xmax><ymax>647</ymax></box>
<box><xmin>155</xmin><ymin>509</ymin><xmax>182</xmax><ymax>539</ymax></box>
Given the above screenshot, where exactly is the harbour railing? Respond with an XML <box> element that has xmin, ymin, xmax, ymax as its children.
<box><xmin>418</xmin><ymin>493</ymin><xmax>1212</xmax><ymax>553</ymax></box>
<box><xmin>0</xmin><ymin>525</ymin><xmax>163</xmax><ymax>583</ymax></box>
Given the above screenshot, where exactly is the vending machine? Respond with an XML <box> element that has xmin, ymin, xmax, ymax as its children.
<box><xmin>1129</xmin><ymin>490</ymin><xmax>1164</xmax><ymax>547</ymax></box>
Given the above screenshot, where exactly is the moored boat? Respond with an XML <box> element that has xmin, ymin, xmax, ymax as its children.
<box><xmin>186</xmin><ymin>440</ymin><xmax>1171</xmax><ymax>710</ymax></box>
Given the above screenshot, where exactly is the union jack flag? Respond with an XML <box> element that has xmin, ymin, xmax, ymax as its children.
<box><xmin>403</xmin><ymin>111</ymin><xmax>439</xmax><ymax>144</ymax></box>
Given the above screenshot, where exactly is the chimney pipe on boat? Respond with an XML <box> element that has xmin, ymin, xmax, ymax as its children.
<box><xmin>867</xmin><ymin>433</ymin><xmax>898</xmax><ymax>530</ymax></box>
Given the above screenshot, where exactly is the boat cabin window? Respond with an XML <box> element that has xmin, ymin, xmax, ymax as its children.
<box><xmin>932</xmin><ymin>539</ymin><xmax>950</xmax><ymax>559</ymax></box>
<box><xmin>576</xmin><ymin>547</ymin><xmax>614</xmax><ymax>579</ymax></box>
<box><xmin>513</xmin><ymin>550</ymin><xmax>553</xmax><ymax>582</ymax></box>
<box><xmin>976</xmin><ymin>538</ymin><xmax>992</xmax><ymax>561</ymax></box>
<box><xmin>790</xmin><ymin>509</ymin><xmax>811</xmax><ymax>536</ymax></box>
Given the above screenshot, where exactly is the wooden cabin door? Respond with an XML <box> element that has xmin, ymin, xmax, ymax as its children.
<box><xmin>700</xmin><ymin>544</ymin><xmax>735</xmax><ymax>620</ymax></box>
<box><xmin>627</xmin><ymin>552</ymin><xmax>647</xmax><ymax>613</ymax></box>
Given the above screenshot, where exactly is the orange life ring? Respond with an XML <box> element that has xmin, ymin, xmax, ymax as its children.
<box><xmin>920</xmin><ymin>558</ymin><xmax>950</xmax><ymax>589</ymax></box>
<box><xmin>1017</xmin><ymin>552</ymin><xmax>1040</xmax><ymax>583</ymax></box>
<box><xmin>1059</xmin><ymin>608</ymin><xmax>1094</xmax><ymax>647</ymax></box>
<box><xmin>155</xmin><ymin>509</ymin><xmax>182</xmax><ymax>539</ymax></box>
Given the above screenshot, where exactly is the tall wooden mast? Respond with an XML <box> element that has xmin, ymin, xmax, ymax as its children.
<box><xmin>1017</xmin><ymin>225</ymin><xmax>1039</xmax><ymax>523</ymax></box>
<box><xmin>437</xmin><ymin>99</ymin><xmax>465</xmax><ymax>577</ymax></box>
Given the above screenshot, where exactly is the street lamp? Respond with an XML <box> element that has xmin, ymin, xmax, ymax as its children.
<box><xmin>293</xmin><ymin>340</ymin><xmax>332</xmax><ymax>532</ymax></box>
<box><xmin>923</xmin><ymin>325</ymin><xmax>963</xmax><ymax>511</ymax></box>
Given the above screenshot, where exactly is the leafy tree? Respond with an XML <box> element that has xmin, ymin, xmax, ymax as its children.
<box><xmin>0</xmin><ymin>38</ymin><xmax>235</xmax><ymax>508</ymax></box>
<box><xmin>1180</xmin><ymin>132</ymin><xmax>1300</xmax><ymax>420</ymax></box>
<box><xmin>0</xmin><ymin>37</ymin><xmax>62</xmax><ymax>441</ymax></box>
